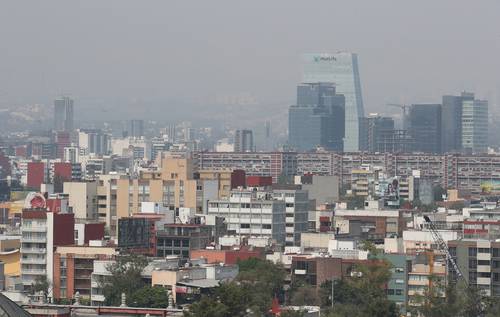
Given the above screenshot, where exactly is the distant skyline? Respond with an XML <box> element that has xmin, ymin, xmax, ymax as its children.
<box><xmin>0</xmin><ymin>1</ymin><xmax>499</xmax><ymax>117</ymax></box>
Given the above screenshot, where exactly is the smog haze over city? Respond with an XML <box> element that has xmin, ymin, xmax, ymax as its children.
<box><xmin>3</xmin><ymin>2</ymin><xmax>500</xmax><ymax>317</ymax></box>
<box><xmin>0</xmin><ymin>1</ymin><xmax>499</xmax><ymax>124</ymax></box>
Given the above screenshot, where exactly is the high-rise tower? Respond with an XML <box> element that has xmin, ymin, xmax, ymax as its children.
<box><xmin>54</xmin><ymin>96</ymin><xmax>74</xmax><ymax>132</ymax></box>
<box><xmin>302</xmin><ymin>52</ymin><xmax>365</xmax><ymax>151</ymax></box>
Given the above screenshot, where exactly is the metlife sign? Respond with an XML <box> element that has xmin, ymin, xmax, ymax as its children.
<box><xmin>312</xmin><ymin>55</ymin><xmax>337</xmax><ymax>62</ymax></box>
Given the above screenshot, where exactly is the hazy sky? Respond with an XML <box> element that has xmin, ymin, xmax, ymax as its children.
<box><xmin>1</xmin><ymin>0</ymin><xmax>499</xmax><ymax>116</ymax></box>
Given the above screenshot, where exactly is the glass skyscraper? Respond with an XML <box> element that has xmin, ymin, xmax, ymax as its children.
<box><xmin>441</xmin><ymin>92</ymin><xmax>488</xmax><ymax>153</ymax></box>
<box><xmin>54</xmin><ymin>96</ymin><xmax>74</xmax><ymax>132</ymax></box>
<box><xmin>461</xmin><ymin>93</ymin><xmax>488</xmax><ymax>153</ymax></box>
<box><xmin>289</xmin><ymin>83</ymin><xmax>345</xmax><ymax>152</ymax></box>
<box><xmin>302</xmin><ymin>52</ymin><xmax>365</xmax><ymax>151</ymax></box>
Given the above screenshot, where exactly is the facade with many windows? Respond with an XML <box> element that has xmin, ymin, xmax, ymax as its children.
<box><xmin>448</xmin><ymin>239</ymin><xmax>500</xmax><ymax>296</ymax></box>
<box><xmin>208</xmin><ymin>190</ymin><xmax>286</xmax><ymax>246</ymax></box>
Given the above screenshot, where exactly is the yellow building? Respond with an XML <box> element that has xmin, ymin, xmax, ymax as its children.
<box><xmin>0</xmin><ymin>236</ymin><xmax>21</xmax><ymax>276</ymax></box>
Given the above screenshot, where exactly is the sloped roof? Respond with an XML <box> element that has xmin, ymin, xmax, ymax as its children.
<box><xmin>0</xmin><ymin>293</ymin><xmax>31</xmax><ymax>317</ymax></box>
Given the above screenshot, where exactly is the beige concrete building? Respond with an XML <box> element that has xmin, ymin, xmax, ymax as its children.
<box><xmin>96</xmin><ymin>174</ymin><xmax>121</xmax><ymax>237</ymax></box>
<box><xmin>197</xmin><ymin>169</ymin><xmax>233</xmax><ymax>199</ymax></box>
<box><xmin>115</xmin><ymin>158</ymin><xmax>220</xmax><ymax>226</ymax></box>
<box><xmin>63</xmin><ymin>181</ymin><xmax>98</xmax><ymax>220</ymax></box>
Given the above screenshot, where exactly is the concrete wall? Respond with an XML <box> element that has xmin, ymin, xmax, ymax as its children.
<box><xmin>302</xmin><ymin>175</ymin><xmax>340</xmax><ymax>205</ymax></box>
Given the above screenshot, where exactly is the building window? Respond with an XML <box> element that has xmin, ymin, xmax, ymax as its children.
<box><xmin>469</xmin><ymin>272</ymin><xmax>477</xmax><ymax>282</ymax></box>
<box><xmin>478</xmin><ymin>260</ymin><xmax>490</xmax><ymax>266</ymax></box>
<box><xmin>469</xmin><ymin>259</ymin><xmax>477</xmax><ymax>269</ymax></box>
<box><xmin>240</xmin><ymin>224</ymin><xmax>250</xmax><ymax>229</ymax></box>
<box><xmin>469</xmin><ymin>248</ymin><xmax>477</xmax><ymax>257</ymax></box>
<box><xmin>478</xmin><ymin>248</ymin><xmax>490</xmax><ymax>254</ymax></box>
<box><xmin>493</xmin><ymin>248</ymin><xmax>500</xmax><ymax>257</ymax></box>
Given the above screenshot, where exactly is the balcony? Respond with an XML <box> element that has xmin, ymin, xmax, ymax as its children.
<box><xmin>22</xmin><ymin>278</ymin><xmax>36</xmax><ymax>285</ymax></box>
<box><xmin>477</xmin><ymin>277</ymin><xmax>491</xmax><ymax>285</ymax></box>
<box><xmin>22</xmin><ymin>268</ymin><xmax>46</xmax><ymax>275</ymax></box>
<box><xmin>22</xmin><ymin>226</ymin><xmax>47</xmax><ymax>233</ymax></box>
<box><xmin>22</xmin><ymin>236</ymin><xmax>47</xmax><ymax>243</ymax></box>
<box><xmin>21</xmin><ymin>258</ymin><xmax>46</xmax><ymax>265</ymax></box>
<box><xmin>21</xmin><ymin>247</ymin><xmax>46</xmax><ymax>254</ymax></box>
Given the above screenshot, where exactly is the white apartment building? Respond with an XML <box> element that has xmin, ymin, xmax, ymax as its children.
<box><xmin>208</xmin><ymin>190</ymin><xmax>286</xmax><ymax>245</ymax></box>
<box><xmin>21</xmin><ymin>210</ymin><xmax>74</xmax><ymax>300</ymax></box>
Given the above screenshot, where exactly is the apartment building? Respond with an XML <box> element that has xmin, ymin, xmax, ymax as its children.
<box><xmin>53</xmin><ymin>245</ymin><xmax>116</xmax><ymax>300</ymax></box>
<box><xmin>156</xmin><ymin>223</ymin><xmax>213</xmax><ymax>259</ymax></box>
<box><xmin>207</xmin><ymin>190</ymin><xmax>286</xmax><ymax>246</ymax></box>
<box><xmin>195</xmin><ymin>151</ymin><xmax>500</xmax><ymax>194</ymax></box>
<box><xmin>448</xmin><ymin>239</ymin><xmax>500</xmax><ymax>296</ymax></box>
<box><xmin>208</xmin><ymin>190</ymin><xmax>286</xmax><ymax>245</ymax></box>
<box><xmin>407</xmin><ymin>254</ymin><xmax>446</xmax><ymax>308</ymax></box>
<box><xmin>383</xmin><ymin>254</ymin><xmax>412</xmax><ymax>315</ymax></box>
<box><xmin>272</xmin><ymin>189</ymin><xmax>309</xmax><ymax>246</ymax></box>
<box><xmin>334</xmin><ymin>209</ymin><xmax>405</xmax><ymax>241</ymax></box>
<box><xmin>291</xmin><ymin>256</ymin><xmax>343</xmax><ymax>289</ymax></box>
<box><xmin>116</xmin><ymin>158</ymin><xmax>219</xmax><ymax>219</ymax></box>
<box><xmin>96</xmin><ymin>174</ymin><xmax>121</xmax><ymax>237</ymax></box>
<box><xmin>20</xmin><ymin>209</ymin><xmax>74</xmax><ymax>297</ymax></box>
<box><xmin>63</xmin><ymin>181</ymin><xmax>98</xmax><ymax>220</ymax></box>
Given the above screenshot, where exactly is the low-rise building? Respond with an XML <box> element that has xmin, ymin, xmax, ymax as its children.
<box><xmin>156</xmin><ymin>223</ymin><xmax>213</xmax><ymax>259</ymax></box>
<box><xmin>53</xmin><ymin>246</ymin><xmax>116</xmax><ymax>300</ymax></box>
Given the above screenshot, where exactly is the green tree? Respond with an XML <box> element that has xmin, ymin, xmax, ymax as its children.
<box><xmin>184</xmin><ymin>282</ymin><xmax>256</xmax><ymax>317</ymax></box>
<box><xmin>409</xmin><ymin>279</ymin><xmax>487</xmax><ymax>317</ymax></box>
<box><xmin>237</xmin><ymin>257</ymin><xmax>286</xmax><ymax>298</ymax></box>
<box><xmin>289</xmin><ymin>284</ymin><xmax>318</xmax><ymax>306</ymax></box>
<box><xmin>345</xmin><ymin>195</ymin><xmax>365</xmax><ymax>209</ymax></box>
<box><xmin>185</xmin><ymin>259</ymin><xmax>287</xmax><ymax>316</ymax></box>
<box><xmin>320</xmin><ymin>261</ymin><xmax>398</xmax><ymax>317</ymax></box>
<box><xmin>129</xmin><ymin>286</ymin><xmax>169</xmax><ymax>308</ymax></box>
<box><xmin>184</xmin><ymin>296</ymin><xmax>229</xmax><ymax>317</ymax></box>
<box><xmin>32</xmin><ymin>275</ymin><xmax>50</xmax><ymax>297</ymax></box>
<box><xmin>358</xmin><ymin>240</ymin><xmax>380</xmax><ymax>258</ymax></box>
<box><xmin>433</xmin><ymin>185</ymin><xmax>446</xmax><ymax>202</ymax></box>
<box><xmin>100</xmin><ymin>254</ymin><xmax>149</xmax><ymax>306</ymax></box>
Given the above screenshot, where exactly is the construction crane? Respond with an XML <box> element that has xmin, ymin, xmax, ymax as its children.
<box><xmin>387</xmin><ymin>103</ymin><xmax>410</xmax><ymax>130</ymax></box>
<box><xmin>423</xmin><ymin>215</ymin><xmax>465</xmax><ymax>284</ymax></box>
<box><xmin>424</xmin><ymin>216</ymin><xmax>485</xmax><ymax>316</ymax></box>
